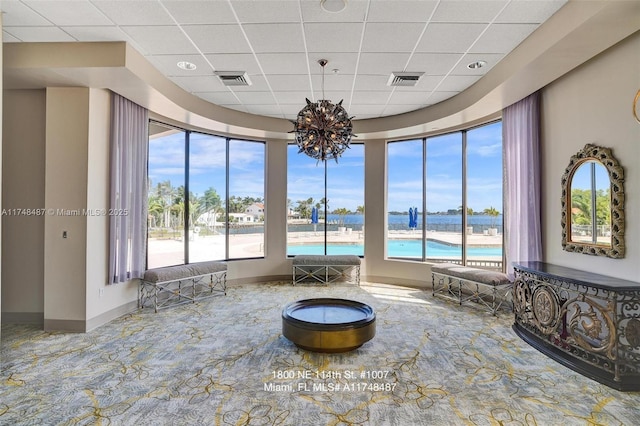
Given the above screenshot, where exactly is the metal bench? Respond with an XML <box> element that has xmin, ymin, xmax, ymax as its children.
<box><xmin>431</xmin><ymin>263</ymin><xmax>511</xmax><ymax>315</ymax></box>
<box><xmin>292</xmin><ymin>255</ymin><xmax>361</xmax><ymax>286</ymax></box>
<box><xmin>139</xmin><ymin>261</ymin><xmax>227</xmax><ymax>312</ymax></box>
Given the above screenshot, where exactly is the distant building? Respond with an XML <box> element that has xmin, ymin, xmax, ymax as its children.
<box><xmin>245</xmin><ymin>203</ymin><xmax>265</xmax><ymax>221</ymax></box>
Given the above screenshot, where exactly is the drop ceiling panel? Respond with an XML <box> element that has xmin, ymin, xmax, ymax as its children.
<box><xmin>62</xmin><ymin>26</ymin><xmax>138</xmax><ymax>43</ymax></box>
<box><xmin>92</xmin><ymin>0</ymin><xmax>174</xmax><ymax>26</ymax></box>
<box><xmin>267</xmin><ymin>74</ymin><xmax>311</xmax><ymax>91</ymax></box>
<box><xmin>147</xmin><ymin>54</ymin><xmax>213</xmax><ymax>77</ymax></box>
<box><xmin>415</xmin><ymin>23</ymin><xmax>486</xmax><ymax>53</ymax></box>
<box><xmin>496</xmin><ymin>1</ymin><xmax>565</xmax><ymax>24</ymax></box>
<box><xmin>183</xmin><ymin>25</ymin><xmax>253</xmax><ymax>54</ymax></box>
<box><xmin>205</xmin><ymin>54</ymin><xmax>262</xmax><ymax>75</ymax></box>
<box><xmin>5</xmin><ymin>26</ymin><xmax>76</xmax><ymax>42</ymax></box>
<box><xmin>366</xmin><ymin>1</ymin><xmax>438</xmax><ymax>23</ymax></box>
<box><xmin>431</xmin><ymin>0</ymin><xmax>508</xmax><ymax>23</ymax></box>
<box><xmin>120</xmin><ymin>26</ymin><xmax>199</xmax><ymax>55</ymax></box>
<box><xmin>470</xmin><ymin>23</ymin><xmax>539</xmax><ymax>54</ymax></box>
<box><xmin>23</xmin><ymin>1</ymin><xmax>113</xmax><ymax>26</ymax></box>
<box><xmin>1</xmin><ymin>1</ymin><xmax>53</xmax><ymax>26</ymax></box>
<box><xmin>232</xmin><ymin>0</ymin><xmax>301</xmax><ymax>23</ymax></box>
<box><xmin>0</xmin><ymin>0</ymin><xmax>570</xmax><ymax>121</ymax></box>
<box><xmin>361</xmin><ymin>22</ymin><xmax>426</xmax><ymax>53</ymax></box>
<box><xmin>243</xmin><ymin>23</ymin><xmax>306</xmax><ymax>53</ymax></box>
<box><xmin>304</xmin><ymin>23</ymin><xmax>364</xmax><ymax>53</ymax></box>
<box><xmin>255</xmin><ymin>53</ymin><xmax>309</xmax><ymax>74</ymax></box>
<box><xmin>162</xmin><ymin>0</ymin><xmax>237</xmax><ymax>24</ymax></box>
<box><xmin>406</xmin><ymin>53</ymin><xmax>464</xmax><ymax>75</ymax></box>
<box><xmin>357</xmin><ymin>53</ymin><xmax>412</xmax><ymax>75</ymax></box>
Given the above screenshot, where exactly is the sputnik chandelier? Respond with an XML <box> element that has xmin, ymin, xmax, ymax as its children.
<box><xmin>293</xmin><ymin>59</ymin><xmax>355</xmax><ymax>162</ymax></box>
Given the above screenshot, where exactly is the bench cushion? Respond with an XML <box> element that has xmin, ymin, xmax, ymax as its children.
<box><xmin>431</xmin><ymin>263</ymin><xmax>509</xmax><ymax>286</ymax></box>
<box><xmin>292</xmin><ymin>255</ymin><xmax>361</xmax><ymax>266</ymax></box>
<box><xmin>143</xmin><ymin>261</ymin><xmax>227</xmax><ymax>284</ymax></box>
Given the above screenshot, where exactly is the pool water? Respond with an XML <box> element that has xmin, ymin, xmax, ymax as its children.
<box><xmin>287</xmin><ymin>239</ymin><xmax>502</xmax><ymax>257</ymax></box>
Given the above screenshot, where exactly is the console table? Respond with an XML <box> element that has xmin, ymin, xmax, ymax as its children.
<box><xmin>512</xmin><ymin>261</ymin><xmax>640</xmax><ymax>391</ymax></box>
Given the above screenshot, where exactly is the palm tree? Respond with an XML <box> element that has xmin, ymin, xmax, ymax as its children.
<box><xmin>356</xmin><ymin>205</ymin><xmax>365</xmax><ymax>215</ymax></box>
<box><xmin>483</xmin><ymin>206</ymin><xmax>500</xmax><ymax>228</ymax></box>
<box><xmin>333</xmin><ymin>207</ymin><xmax>349</xmax><ymax>226</ymax></box>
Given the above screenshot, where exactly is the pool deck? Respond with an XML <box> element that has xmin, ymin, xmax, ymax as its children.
<box><xmin>148</xmin><ymin>229</ymin><xmax>502</xmax><ymax>268</ymax></box>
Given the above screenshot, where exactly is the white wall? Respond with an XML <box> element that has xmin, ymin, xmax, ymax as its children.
<box><xmin>540</xmin><ymin>32</ymin><xmax>640</xmax><ymax>281</ymax></box>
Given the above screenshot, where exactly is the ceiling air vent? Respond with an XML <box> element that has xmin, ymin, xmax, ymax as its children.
<box><xmin>387</xmin><ymin>72</ymin><xmax>424</xmax><ymax>87</ymax></box>
<box><xmin>215</xmin><ymin>71</ymin><xmax>252</xmax><ymax>86</ymax></box>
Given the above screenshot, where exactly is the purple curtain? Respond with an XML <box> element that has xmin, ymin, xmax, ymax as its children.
<box><xmin>503</xmin><ymin>91</ymin><xmax>542</xmax><ymax>279</ymax></box>
<box><xmin>109</xmin><ymin>93</ymin><xmax>148</xmax><ymax>284</ymax></box>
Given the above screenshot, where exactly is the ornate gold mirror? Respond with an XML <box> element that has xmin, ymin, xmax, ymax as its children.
<box><xmin>561</xmin><ymin>144</ymin><xmax>625</xmax><ymax>258</ymax></box>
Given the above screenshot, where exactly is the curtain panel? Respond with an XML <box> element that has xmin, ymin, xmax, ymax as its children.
<box><xmin>109</xmin><ymin>93</ymin><xmax>148</xmax><ymax>284</ymax></box>
<box><xmin>503</xmin><ymin>91</ymin><xmax>543</xmax><ymax>279</ymax></box>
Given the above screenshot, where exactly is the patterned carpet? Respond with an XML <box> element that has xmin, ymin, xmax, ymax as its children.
<box><xmin>1</xmin><ymin>281</ymin><xmax>639</xmax><ymax>425</ymax></box>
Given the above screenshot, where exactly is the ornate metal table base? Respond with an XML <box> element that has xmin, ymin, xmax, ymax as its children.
<box><xmin>282</xmin><ymin>298</ymin><xmax>375</xmax><ymax>353</ymax></box>
<box><xmin>513</xmin><ymin>262</ymin><xmax>640</xmax><ymax>391</ymax></box>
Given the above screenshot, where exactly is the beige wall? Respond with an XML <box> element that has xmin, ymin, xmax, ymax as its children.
<box><xmin>1</xmin><ymin>90</ymin><xmax>46</xmax><ymax>322</ymax></box>
<box><xmin>540</xmin><ymin>32</ymin><xmax>640</xmax><ymax>281</ymax></box>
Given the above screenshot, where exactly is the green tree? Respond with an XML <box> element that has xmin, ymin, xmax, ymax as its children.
<box><xmin>483</xmin><ymin>206</ymin><xmax>500</xmax><ymax>228</ymax></box>
<box><xmin>333</xmin><ymin>207</ymin><xmax>350</xmax><ymax>226</ymax></box>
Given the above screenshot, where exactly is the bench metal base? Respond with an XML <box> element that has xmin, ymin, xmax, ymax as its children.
<box><xmin>139</xmin><ymin>271</ymin><xmax>227</xmax><ymax>313</ymax></box>
<box><xmin>293</xmin><ymin>265</ymin><xmax>360</xmax><ymax>286</ymax></box>
<box><xmin>432</xmin><ymin>271</ymin><xmax>511</xmax><ymax>315</ymax></box>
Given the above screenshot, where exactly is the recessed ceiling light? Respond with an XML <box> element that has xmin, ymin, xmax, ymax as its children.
<box><xmin>177</xmin><ymin>61</ymin><xmax>197</xmax><ymax>71</ymax></box>
<box><xmin>467</xmin><ymin>60</ymin><xmax>487</xmax><ymax>70</ymax></box>
<box><xmin>321</xmin><ymin>0</ymin><xmax>347</xmax><ymax>13</ymax></box>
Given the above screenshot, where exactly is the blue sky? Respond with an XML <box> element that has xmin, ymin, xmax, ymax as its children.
<box><xmin>149</xmin><ymin>121</ymin><xmax>503</xmax><ymax>214</ymax></box>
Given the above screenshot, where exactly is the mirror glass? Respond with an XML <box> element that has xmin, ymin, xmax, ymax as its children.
<box><xmin>569</xmin><ymin>160</ymin><xmax>610</xmax><ymax>246</ymax></box>
<box><xmin>561</xmin><ymin>144</ymin><xmax>624</xmax><ymax>258</ymax></box>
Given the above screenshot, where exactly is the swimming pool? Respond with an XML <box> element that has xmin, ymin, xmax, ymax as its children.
<box><xmin>287</xmin><ymin>239</ymin><xmax>502</xmax><ymax>257</ymax></box>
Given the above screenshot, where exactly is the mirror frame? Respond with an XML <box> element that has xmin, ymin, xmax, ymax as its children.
<box><xmin>561</xmin><ymin>144</ymin><xmax>625</xmax><ymax>258</ymax></box>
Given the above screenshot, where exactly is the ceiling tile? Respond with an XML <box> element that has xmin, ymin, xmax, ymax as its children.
<box><xmin>348</xmin><ymin>105</ymin><xmax>388</xmax><ymax>117</ymax></box>
<box><xmin>406</xmin><ymin>53</ymin><xmax>464</xmax><ymax>75</ymax></box>
<box><xmin>495</xmin><ymin>1</ymin><xmax>567</xmax><ymax>24</ymax></box>
<box><xmin>367</xmin><ymin>1</ymin><xmax>438</xmax><ymax>23</ymax></box>
<box><xmin>182</xmin><ymin>24</ymin><xmax>252</xmax><ymax>54</ymax></box>
<box><xmin>470</xmin><ymin>23</ymin><xmax>539</xmax><ymax>54</ymax></box>
<box><xmin>353</xmin><ymin>75</ymin><xmax>394</xmax><ymax>91</ymax></box>
<box><xmin>0</xmin><ymin>0</ymin><xmax>52</xmax><ymax>26</ymax></box>
<box><xmin>147</xmin><ymin>54</ymin><xmax>213</xmax><ymax>77</ymax></box>
<box><xmin>436</xmin><ymin>75</ymin><xmax>481</xmax><ymax>92</ymax></box>
<box><xmin>4</xmin><ymin>26</ymin><xmax>76</xmax><ymax>42</ymax></box>
<box><xmin>196</xmin><ymin>91</ymin><xmax>242</xmax><ymax>105</ymax></box>
<box><xmin>394</xmin><ymin>75</ymin><xmax>445</xmax><ymax>92</ymax></box>
<box><xmin>431</xmin><ymin>1</ymin><xmax>508</xmax><ymax>23</ymax></box>
<box><xmin>351</xmin><ymin>91</ymin><xmax>392</xmax><ymax>105</ymax></box>
<box><xmin>357</xmin><ymin>53</ymin><xmax>412</xmax><ymax>75</ymax></box>
<box><xmin>234</xmin><ymin>91</ymin><xmax>277</xmax><ymax>105</ymax></box>
<box><xmin>229</xmin><ymin>75</ymin><xmax>270</xmax><ymax>91</ymax></box>
<box><xmin>231</xmin><ymin>0</ymin><xmax>300</xmax><ymax>23</ymax></box>
<box><xmin>362</xmin><ymin>22</ymin><xmax>426</xmax><ymax>53</ymax></box>
<box><xmin>268</xmin><ymin>75</ymin><xmax>311</xmax><ymax>91</ymax></box>
<box><xmin>205</xmin><ymin>54</ymin><xmax>262</xmax><ymax>75</ymax></box>
<box><xmin>311</xmin><ymin>74</ymin><xmax>355</xmax><ymax>92</ymax></box>
<box><xmin>221</xmin><ymin>104</ymin><xmax>249</xmax><ymax>114</ymax></box>
<box><xmin>306</xmin><ymin>53</ymin><xmax>359</xmax><ymax>75</ymax></box>
<box><xmin>280</xmin><ymin>104</ymin><xmax>308</xmax><ymax>117</ymax></box>
<box><xmin>62</xmin><ymin>26</ymin><xmax>136</xmax><ymax>43</ymax></box>
<box><xmin>452</xmin><ymin>53</ymin><xmax>505</xmax><ymax>75</ymax></box>
<box><xmin>274</xmin><ymin>91</ymin><xmax>314</xmax><ymax>105</ymax></box>
<box><xmin>23</xmin><ymin>1</ymin><xmax>113</xmax><ymax>26</ymax></box>
<box><xmin>169</xmin><ymin>75</ymin><xmax>226</xmax><ymax>93</ymax></box>
<box><xmin>428</xmin><ymin>91</ymin><xmax>462</xmax><ymax>104</ymax></box>
<box><xmin>2</xmin><ymin>32</ymin><xmax>21</xmax><ymax>42</ymax></box>
<box><xmin>255</xmin><ymin>53</ymin><xmax>309</xmax><ymax>75</ymax></box>
<box><xmin>416</xmin><ymin>23</ymin><xmax>486</xmax><ymax>53</ymax></box>
<box><xmin>243</xmin><ymin>23</ymin><xmax>305</xmax><ymax>53</ymax></box>
<box><xmin>162</xmin><ymin>0</ymin><xmax>237</xmax><ymax>24</ymax></box>
<box><xmin>305</xmin><ymin>22</ymin><xmax>364</xmax><ymax>53</ymax></box>
<box><xmin>92</xmin><ymin>0</ymin><xmax>174</xmax><ymax>26</ymax></box>
<box><xmin>245</xmin><ymin>104</ymin><xmax>284</xmax><ymax>117</ymax></box>
<box><xmin>121</xmin><ymin>26</ymin><xmax>199</xmax><ymax>55</ymax></box>
<box><xmin>388</xmin><ymin>91</ymin><xmax>432</xmax><ymax>105</ymax></box>
<box><xmin>300</xmin><ymin>1</ymin><xmax>368</xmax><ymax>22</ymax></box>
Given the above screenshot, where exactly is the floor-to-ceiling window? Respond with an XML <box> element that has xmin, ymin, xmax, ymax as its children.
<box><xmin>147</xmin><ymin>122</ymin><xmax>265</xmax><ymax>268</ymax></box>
<box><xmin>287</xmin><ymin>143</ymin><xmax>365</xmax><ymax>256</ymax></box>
<box><xmin>386</xmin><ymin>121</ymin><xmax>503</xmax><ymax>270</ymax></box>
